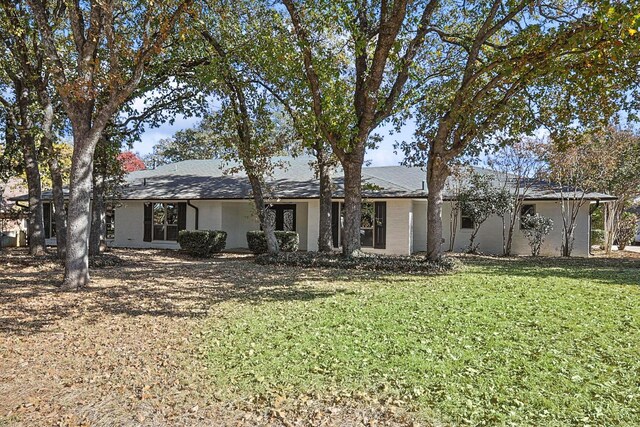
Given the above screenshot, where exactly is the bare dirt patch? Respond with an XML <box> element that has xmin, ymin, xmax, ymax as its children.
<box><xmin>0</xmin><ymin>248</ymin><xmax>418</xmax><ymax>427</ymax></box>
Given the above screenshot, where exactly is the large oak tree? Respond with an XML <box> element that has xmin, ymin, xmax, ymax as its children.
<box><xmin>282</xmin><ymin>0</ymin><xmax>439</xmax><ymax>256</ymax></box>
<box><xmin>28</xmin><ymin>0</ymin><xmax>194</xmax><ymax>289</ymax></box>
<box><xmin>398</xmin><ymin>0</ymin><xmax>640</xmax><ymax>259</ymax></box>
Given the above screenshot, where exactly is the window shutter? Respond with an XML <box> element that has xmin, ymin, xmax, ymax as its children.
<box><xmin>43</xmin><ymin>203</ymin><xmax>51</xmax><ymax>239</ymax></box>
<box><xmin>332</xmin><ymin>202</ymin><xmax>340</xmax><ymax>248</ymax></box>
<box><xmin>177</xmin><ymin>202</ymin><xmax>187</xmax><ymax>231</ymax></box>
<box><xmin>143</xmin><ymin>203</ymin><xmax>152</xmax><ymax>242</ymax></box>
<box><xmin>374</xmin><ymin>201</ymin><xmax>386</xmax><ymax>249</ymax></box>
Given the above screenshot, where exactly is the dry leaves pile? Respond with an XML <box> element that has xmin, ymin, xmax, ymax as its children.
<box><xmin>0</xmin><ymin>249</ymin><xmax>419</xmax><ymax>427</ymax></box>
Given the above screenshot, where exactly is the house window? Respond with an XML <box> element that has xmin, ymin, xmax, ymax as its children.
<box><xmin>153</xmin><ymin>202</ymin><xmax>179</xmax><ymax>241</ymax></box>
<box><xmin>43</xmin><ymin>202</ymin><xmax>53</xmax><ymax>239</ymax></box>
<box><xmin>43</xmin><ymin>202</ymin><xmax>66</xmax><ymax>239</ymax></box>
<box><xmin>520</xmin><ymin>204</ymin><xmax>536</xmax><ymax>229</ymax></box>
<box><xmin>105</xmin><ymin>207</ymin><xmax>115</xmax><ymax>239</ymax></box>
<box><xmin>332</xmin><ymin>201</ymin><xmax>386</xmax><ymax>249</ymax></box>
<box><xmin>460</xmin><ymin>206</ymin><xmax>474</xmax><ymax>229</ymax></box>
<box><xmin>360</xmin><ymin>203</ymin><xmax>374</xmax><ymax>247</ymax></box>
<box><xmin>266</xmin><ymin>204</ymin><xmax>296</xmax><ymax>231</ymax></box>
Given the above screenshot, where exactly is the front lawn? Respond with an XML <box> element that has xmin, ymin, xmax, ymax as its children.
<box><xmin>205</xmin><ymin>256</ymin><xmax>640</xmax><ymax>426</ymax></box>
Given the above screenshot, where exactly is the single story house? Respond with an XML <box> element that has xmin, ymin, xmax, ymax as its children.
<box><xmin>22</xmin><ymin>156</ymin><xmax>615</xmax><ymax>256</ymax></box>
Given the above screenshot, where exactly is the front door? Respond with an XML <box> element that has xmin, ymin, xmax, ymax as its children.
<box><xmin>268</xmin><ymin>204</ymin><xmax>296</xmax><ymax>231</ymax></box>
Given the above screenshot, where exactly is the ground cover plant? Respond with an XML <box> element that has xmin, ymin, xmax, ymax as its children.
<box><xmin>256</xmin><ymin>251</ymin><xmax>459</xmax><ymax>274</ymax></box>
<box><xmin>1</xmin><ymin>248</ymin><xmax>639</xmax><ymax>426</ymax></box>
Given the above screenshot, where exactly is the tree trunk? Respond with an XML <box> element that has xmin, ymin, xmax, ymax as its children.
<box><xmin>40</xmin><ymin>98</ymin><xmax>67</xmax><ymax>258</ymax></box>
<box><xmin>603</xmin><ymin>201</ymin><xmax>621</xmax><ymax>254</ymax></box>
<box><xmin>504</xmin><ymin>216</ymin><xmax>515</xmax><ymax>256</ymax></box>
<box><xmin>89</xmin><ymin>170</ymin><xmax>106</xmax><ymax>256</ymax></box>
<box><xmin>503</xmin><ymin>203</ymin><xmax>520</xmax><ymax>256</ymax></box>
<box><xmin>22</xmin><ymin>133</ymin><xmax>46</xmax><ymax>256</ymax></box>
<box><xmin>426</xmin><ymin>154</ymin><xmax>449</xmax><ymax>260</ymax></box>
<box><xmin>341</xmin><ymin>152</ymin><xmax>364</xmax><ymax>257</ymax></box>
<box><xmin>62</xmin><ymin>132</ymin><xmax>98</xmax><ymax>290</ymax></box>
<box><xmin>49</xmin><ymin>154</ymin><xmax>68</xmax><ymax>258</ymax></box>
<box><xmin>448</xmin><ymin>204</ymin><xmax>458</xmax><ymax>252</ymax></box>
<box><xmin>316</xmin><ymin>145</ymin><xmax>333</xmax><ymax>252</ymax></box>
<box><xmin>15</xmin><ymin>81</ymin><xmax>46</xmax><ymax>256</ymax></box>
<box><xmin>247</xmin><ymin>173</ymin><xmax>279</xmax><ymax>254</ymax></box>
<box><xmin>468</xmin><ymin>226</ymin><xmax>480</xmax><ymax>253</ymax></box>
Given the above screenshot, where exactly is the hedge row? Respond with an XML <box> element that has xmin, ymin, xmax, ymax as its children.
<box><xmin>255</xmin><ymin>251</ymin><xmax>460</xmax><ymax>274</ymax></box>
<box><xmin>177</xmin><ymin>230</ymin><xmax>227</xmax><ymax>257</ymax></box>
<box><xmin>246</xmin><ymin>230</ymin><xmax>299</xmax><ymax>254</ymax></box>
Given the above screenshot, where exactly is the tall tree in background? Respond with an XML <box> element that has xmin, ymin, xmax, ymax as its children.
<box><xmin>118</xmin><ymin>152</ymin><xmax>146</xmax><ymax>173</ymax></box>
<box><xmin>398</xmin><ymin>0</ymin><xmax>640</xmax><ymax>260</ymax></box>
<box><xmin>28</xmin><ymin>0</ymin><xmax>194</xmax><ymax>289</ymax></box>
<box><xmin>282</xmin><ymin>0</ymin><xmax>439</xmax><ymax>256</ymax></box>
<box><xmin>0</xmin><ymin>2</ymin><xmax>47</xmax><ymax>255</ymax></box>
<box><xmin>0</xmin><ymin>86</ymin><xmax>46</xmax><ymax>256</ymax></box>
<box><xmin>0</xmin><ymin>0</ymin><xmax>70</xmax><ymax>257</ymax></box>
<box><xmin>143</xmin><ymin>126</ymin><xmax>224</xmax><ymax>167</ymax></box>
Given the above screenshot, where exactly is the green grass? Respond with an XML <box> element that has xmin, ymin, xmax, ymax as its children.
<box><xmin>204</xmin><ymin>257</ymin><xmax>640</xmax><ymax>425</ymax></box>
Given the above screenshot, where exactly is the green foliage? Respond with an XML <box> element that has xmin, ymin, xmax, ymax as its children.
<box><xmin>204</xmin><ymin>257</ymin><xmax>640</xmax><ymax>425</ymax></box>
<box><xmin>616</xmin><ymin>213</ymin><xmax>638</xmax><ymax>250</ymax></box>
<box><xmin>591</xmin><ymin>229</ymin><xmax>605</xmax><ymax>247</ymax></box>
<box><xmin>144</xmin><ymin>128</ymin><xmax>223</xmax><ymax>167</ymax></box>
<box><xmin>521</xmin><ymin>214</ymin><xmax>554</xmax><ymax>256</ymax></box>
<box><xmin>177</xmin><ymin>230</ymin><xmax>227</xmax><ymax>257</ymax></box>
<box><xmin>256</xmin><ymin>252</ymin><xmax>459</xmax><ymax>274</ymax></box>
<box><xmin>246</xmin><ymin>230</ymin><xmax>299</xmax><ymax>254</ymax></box>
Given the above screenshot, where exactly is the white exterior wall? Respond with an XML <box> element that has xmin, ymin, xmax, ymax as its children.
<box><xmin>412</xmin><ymin>200</ymin><xmax>428</xmax><ymax>253</ymax></box>
<box><xmin>112</xmin><ymin>199</ymin><xmax>315</xmax><ymax>251</ymax></box>
<box><xmin>112</xmin><ymin>201</ymin><xmax>167</xmax><ymax>248</ymax></box>
<box><xmin>306</xmin><ymin>199</ymin><xmax>320</xmax><ymax>252</ymax></box>
<box><xmin>112</xmin><ymin>198</ymin><xmax>594</xmax><ymax>257</ymax></box>
<box><xmin>361</xmin><ymin>199</ymin><xmax>413</xmax><ymax>256</ymax></box>
<box><xmin>191</xmin><ymin>200</ymin><xmax>222</xmax><ymax>230</ymax></box>
<box><xmin>220</xmin><ymin>201</ymin><xmax>260</xmax><ymax>249</ymax></box>
<box><xmin>442</xmin><ymin>200</ymin><xmax>592</xmax><ymax>257</ymax></box>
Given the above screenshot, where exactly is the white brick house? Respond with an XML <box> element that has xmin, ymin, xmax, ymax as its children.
<box><xmin>35</xmin><ymin>156</ymin><xmax>615</xmax><ymax>257</ymax></box>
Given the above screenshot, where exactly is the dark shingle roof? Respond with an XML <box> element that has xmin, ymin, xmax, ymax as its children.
<box><xmin>10</xmin><ymin>156</ymin><xmax>616</xmax><ymax>201</ymax></box>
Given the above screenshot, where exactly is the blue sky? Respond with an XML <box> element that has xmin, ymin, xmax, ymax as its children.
<box><xmin>131</xmin><ymin>113</ymin><xmax>415</xmax><ymax>167</ymax></box>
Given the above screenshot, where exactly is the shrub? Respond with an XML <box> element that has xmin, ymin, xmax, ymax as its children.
<box><xmin>591</xmin><ymin>229</ymin><xmax>605</xmax><ymax>247</ymax></box>
<box><xmin>177</xmin><ymin>230</ymin><xmax>227</xmax><ymax>257</ymax></box>
<box><xmin>246</xmin><ymin>230</ymin><xmax>299</xmax><ymax>254</ymax></box>
<box><xmin>521</xmin><ymin>214</ymin><xmax>553</xmax><ymax>256</ymax></box>
<box><xmin>256</xmin><ymin>251</ymin><xmax>460</xmax><ymax>274</ymax></box>
<box><xmin>616</xmin><ymin>213</ymin><xmax>638</xmax><ymax>250</ymax></box>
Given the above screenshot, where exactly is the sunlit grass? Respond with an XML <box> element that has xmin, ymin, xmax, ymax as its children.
<box><xmin>204</xmin><ymin>257</ymin><xmax>640</xmax><ymax>425</ymax></box>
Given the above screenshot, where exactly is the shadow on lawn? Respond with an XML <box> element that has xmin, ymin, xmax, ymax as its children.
<box><xmin>462</xmin><ymin>255</ymin><xmax>640</xmax><ymax>286</ymax></box>
<box><xmin>0</xmin><ymin>249</ymin><xmax>358</xmax><ymax>335</ymax></box>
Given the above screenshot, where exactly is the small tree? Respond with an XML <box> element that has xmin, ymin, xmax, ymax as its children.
<box><xmin>544</xmin><ymin>142</ymin><xmax>595</xmax><ymax>257</ymax></box>
<box><xmin>521</xmin><ymin>213</ymin><xmax>553</xmax><ymax>257</ymax></box>
<box><xmin>458</xmin><ymin>173</ymin><xmax>510</xmax><ymax>253</ymax></box>
<box><xmin>616</xmin><ymin>213</ymin><xmax>638</xmax><ymax>251</ymax></box>
<box><xmin>487</xmin><ymin>138</ymin><xmax>544</xmax><ymax>256</ymax></box>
